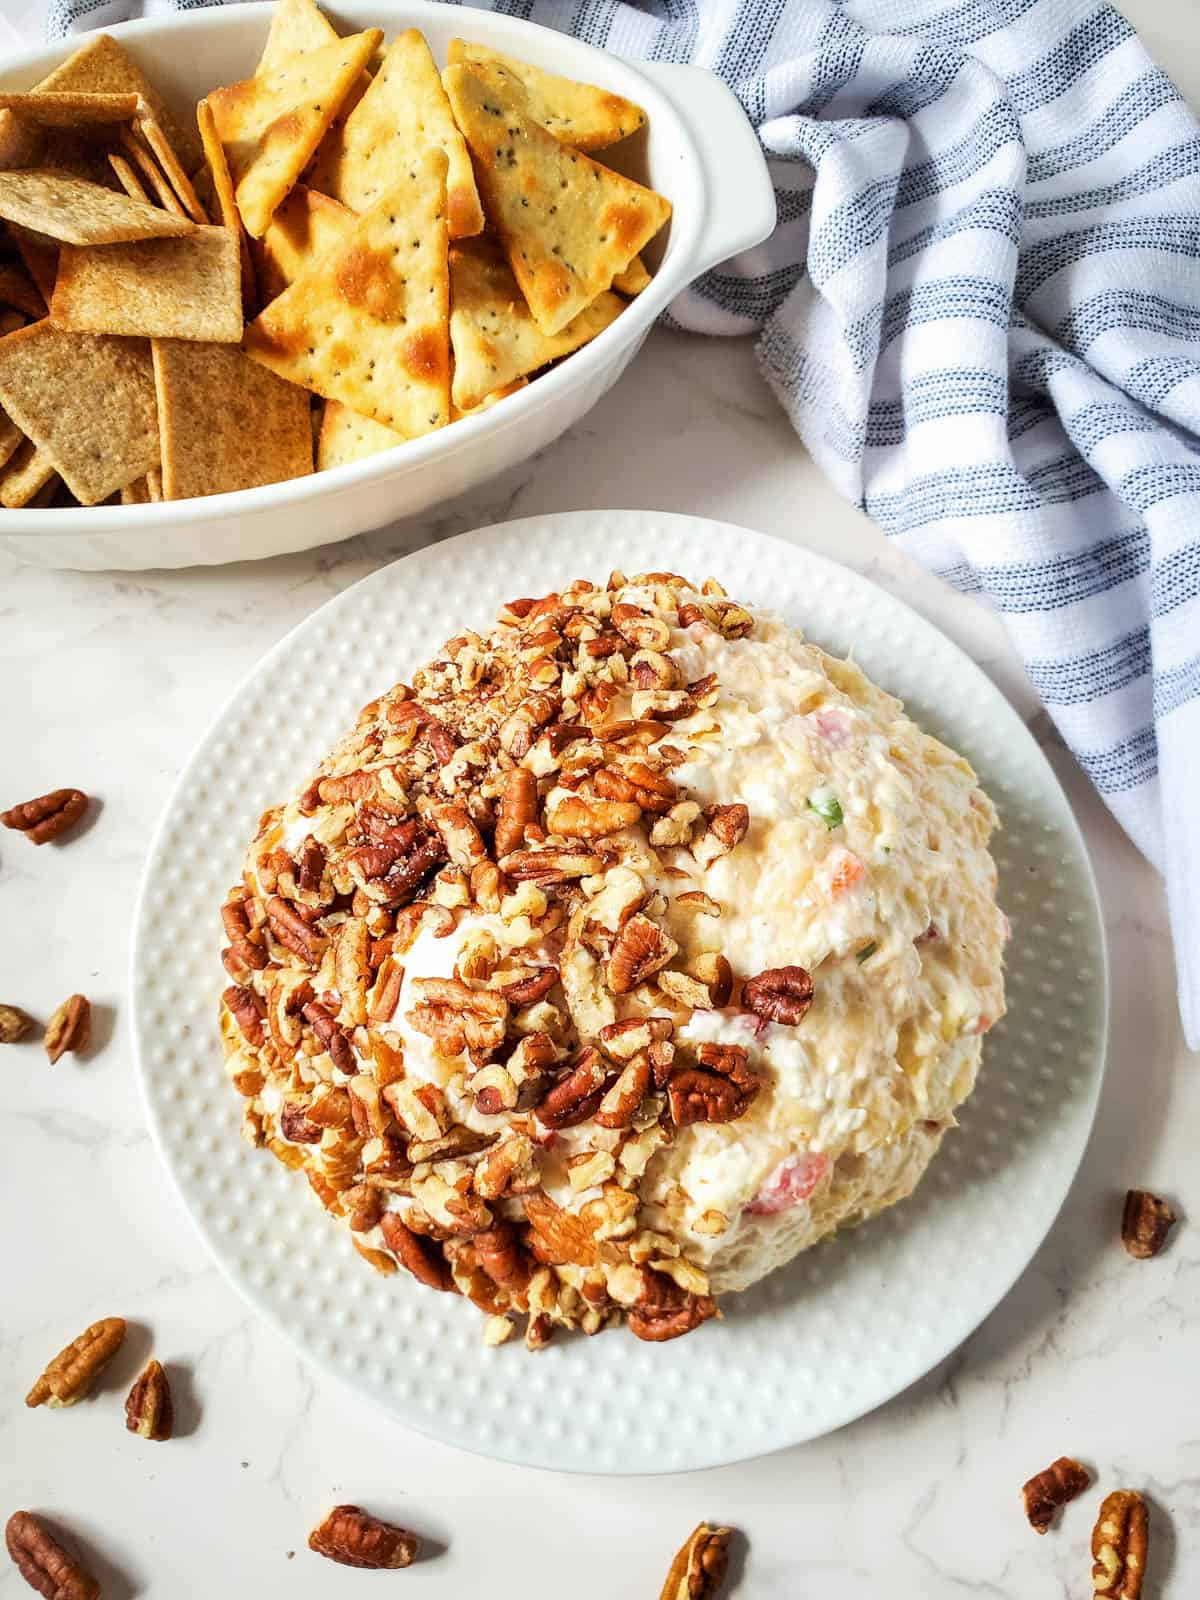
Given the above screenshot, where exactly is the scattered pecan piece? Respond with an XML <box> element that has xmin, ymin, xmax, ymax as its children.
<box><xmin>124</xmin><ymin>1358</ymin><xmax>173</xmax><ymax>1441</ymax></box>
<box><xmin>659</xmin><ymin>1522</ymin><xmax>734</xmax><ymax>1600</ymax></box>
<box><xmin>1021</xmin><ymin>1456</ymin><xmax>1089</xmax><ymax>1533</ymax></box>
<box><xmin>5</xmin><ymin>1511</ymin><xmax>99</xmax><ymax>1600</ymax></box>
<box><xmin>536</xmin><ymin>1046</ymin><xmax>609</xmax><ymax>1129</ymax></box>
<box><xmin>309</xmin><ymin>1505</ymin><xmax>420</xmax><ymax>1570</ymax></box>
<box><xmin>379</xmin><ymin>1212</ymin><xmax>456</xmax><ymax>1292</ymax></box>
<box><xmin>26</xmin><ymin>1316</ymin><xmax>126</xmax><ymax>1408</ymax></box>
<box><xmin>627</xmin><ymin>1267</ymin><xmax>717</xmax><ymax>1342</ymax></box>
<box><xmin>607</xmin><ymin>913</ymin><xmax>678</xmax><ymax>995</ymax></box>
<box><xmin>43</xmin><ymin>995</ymin><xmax>90</xmax><ymax>1065</ymax></box>
<box><xmin>0</xmin><ymin>1004</ymin><xmax>32</xmax><ymax>1044</ymax></box>
<box><xmin>0</xmin><ymin>789</ymin><xmax>89</xmax><ymax>846</ymax></box>
<box><xmin>669</xmin><ymin>1043</ymin><xmax>758</xmax><ymax>1126</ymax></box>
<box><xmin>742</xmin><ymin>965</ymin><xmax>813</xmax><ymax>1026</ymax></box>
<box><xmin>1121</xmin><ymin>1189</ymin><xmax>1177</xmax><ymax>1259</ymax></box>
<box><xmin>1092</xmin><ymin>1490</ymin><xmax>1148</xmax><ymax>1599</ymax></box>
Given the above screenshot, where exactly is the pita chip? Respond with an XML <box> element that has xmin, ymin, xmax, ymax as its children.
<box><xmin>443</xmin><ymin>62</ymin><xmax>670</xmax><ymax>335</ymax></box>
<box><xmin>0</xmin><ymin>439</ymin><xmax>57</xmax><ymax>507</ymax></box>
<box><xmin>6</xmin><ymin>225</ymin><xmax>58</xmax><ymax>303</ymax></box>
<box><xmin>136</xmin><ymin>107</ymin><xmax>207</xmax><ymax>223</ymax></box>
<box><xmin>33</xmin><ymin>32</ymin><xmax>203</xmax><ymax>173</ymax></box>
<box><xmin>449</xmin><ymin>235</ymin><xmax>621</xmax><ymax>411</ymax></box>
<box><xmin>0</xmin><ymin>260</ymin><xmax>45</xmax><ymax>320</ymax></box>
<box><xmin>51</xmin><ymin>225</ymin><xmax>242</xmax><ymax>342</ymax></box>
<box><xmin>613</xmin><ymin>253</ymin><xmax>651</xmax><ymax>295</ymax></box>
<box><xmin>252</xmin><ymin>183</ymin><xmax>353</xmax><ymax>303</ymax></box>
<box><xmin>256</xmin><ymin>0</ymin><xmax>339</xmax><ymax>79</ymax></box>
<box><xmin>0</xmin><ymin>110</ymin><xmax>43</xmax><ymax>172</ymax></box>
<box><xmin>244</xmin><ymin>147</ymin><xmax>450</xmax><ymax>438</ymax></box>
<box><xmin>446</xmin><ymin>40</ymin><xmax>646</xmax><ymax>151</ymax></box>
<box><xmin>152</xmin><ymin>338</ymin><xmax>312</xmax><ymax>499</ymax></box>
<box><xmin>120</xmin><ymin>474</ymin><xmax>152</xmax><ymax>505</ymax></box>
<box><xmin>316</xmin><ymin>397</ymin><xmax>402</xmax><ymax>469</ymax></box>
<box><xmin>0</xmin><ymin>407</ymin><xmax>23</xmax><ymax>472</ymax></box>
<box><xmin>309</xmin><ymin>30</ymin><xmax>483</xmax><ymax>240</ymax></box>
<box><xmin>208</xmin><ymin>26</ymin><xmax>383</xmax><ymax>238</ymax></box>
<box><xmin>118</xmin><ymin>127</ymin><xmax>187</xmax><ymax>217</ymax></box>
<box><xmin>198</xmin><ymin>98</ymin><xmax>256</xmax><ymax>314</ymax></box>
<box><xmin>0</xmin><ymin>91</ymin><xmax>139</xmax><ymax>127</ymax></box>
<box><xmin>0</xmin><ymin>170</ymin><xmax>193</xmax><ymax>246</ymax></box>
<box><xmin>0</xmin><ymin>321</ymin><xmax>159</xmax><ymax>503</ymax></box>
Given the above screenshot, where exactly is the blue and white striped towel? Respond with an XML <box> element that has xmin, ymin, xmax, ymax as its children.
<box><xmin>48</xmin><ymin>0</ymin><xmax>1200</xmax><ymax>1046</ymax></box>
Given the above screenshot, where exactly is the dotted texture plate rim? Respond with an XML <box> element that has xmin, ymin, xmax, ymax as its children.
<box><xmin>130</xmin><ymin>511</ymin><xmax>1109</xmax><ymax>1474</ymax></box>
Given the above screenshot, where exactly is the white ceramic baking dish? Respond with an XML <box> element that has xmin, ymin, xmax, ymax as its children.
<box><xmin>0</xmin><ymin>2</ymin><xmax>775</xmax><ymax>570</ymax></box>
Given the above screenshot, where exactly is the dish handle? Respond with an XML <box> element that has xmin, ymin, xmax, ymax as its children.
<box><xmin>636</xmin><ymin>62</ymin><xmax>777</xmax><ymax>276</ymax></box>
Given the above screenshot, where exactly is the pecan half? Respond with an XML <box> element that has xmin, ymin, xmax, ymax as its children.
<box><xmin>0</xmin><ymin>1003</ymin><xmax>32</xmax><ymax>1044</ymax></box>
<box><xmin>26</xmin><ymin>1316</ymin><xmax>126</xmax><ymax>1408</ymax></box>
<box><xmin>607</xmin><ymin>914</ymin><xmax>678</xmax><ymax>995</ymax></box>
<box><xmin>500</xmin><ymin>846</ymin><xmax>605</xmax><ymax>884</ymax></box>
<box><xmin>1092</xmin><ymin>1490</ymin><xmax>1148</xmax><ymax>1599</ymax></box>
<box><xmin>222</xmin><ymin>984</ymin><xmax>264</xmax><ymax>1048</ymax></box>
<box><xmin>5</xmin><ymin>1512</ymin><xmax>99</xmax><ymax>1600</ymax></box>
<box><xmin>1021</xmin><ymin>1456</ymin><xmax>1089</xmax><ymax>1533</ymax></box>
<box><xmin>302</xmin><ymin>1000</ymin><xmax>356</xmax><ymax>1074</ymax></box>
<box><xmin>43</xmin><ymin>995</ymin><xmax>90</xmax><ymax>1064</ymax></box>
<box><xmin>495</xmin><ymin>766</ymin><xmax>538</xmax><ymax>859</ymax></box>
<box><xmin>742</xmin><ymin>965</ymin><xmax>813</xmax><ymax>1026</ymax></box>
<box><xmin>309</xmin><ymin>1506</ymin><xmax>419</xmax><ymax>1570</ymax></box>
<box><xmin>124</xmin><ymin>1358</ymin><xmax>173</xmax><ymax>1441</ymax></box>
<box><xmin>0</xmin><ymin>789</ymin><xmax>89</xmax><ymax>846</ymax></box>
<box><xmin>499</xmin><ymin>965</ymin><xmax>559</xmax><ymax>1006</ymax></box>
<box><xmin>345</xmin><ymin>823</ymin><xmax>446</xmax><ymax>907</ymax></box>
<box><xmin>523</xmin><ymin>1191</ymin><xmax>598</xmax><ymax>1267</ymax></box>
<box><xmin>627</xmin><ymin>1267</ymin><xmax>717</xmax><ymax>1342</ymax></box>
<box><xmin>266</xmin><ymin>895</ymin><xmax>326</xmax><ymax>963</ymax></box>
<box><xmin>660</xmin><ymin>1522</ymin><xmax>734</xmax><ymax>1600</ymax></box>
<box><xmin>280</xmin><ymin>1101</ymin><xmax>323</xmax><ymax>1144</ymax></box>
<box><xmin>594</xmin><ymin>1053</ymin><xmax>652</xmax><ymax>1129</ymax></box>
<box><xmin>703</xmin><ymin>803</ymin><xmax>749</xmax><ymax>855</ymax></box>
<box><xmin>1121</xmin><ymin>1189</ymin><xmax>1177</xmax><ymax>1259</ymax></box>
<box><xmin>668</xmin><ymin>1042</ymin><xmax>757</xmax><ymax>1127</ymax></box>
<box><xmin>546</xmin><ymin>793</ymin><xmax>641</xmax><ymax>840</ymax></box>
<box><xmin>407</xmin><ymin>977</ymin><xmax>507</xmax><ymax>1065</ymax></box>
<box><xmin>536</xmin><ymin>1046</ymin><xmax>609</xmax><ymax>1129</ymax></box>
<box><xmin>473</xmin><ymin>1221</ymin><xmax>532</xmax><ymax>1297</ymax></box>
<box><xmin>379</xmin><ymin>1212</ymin><xmax>455</xmax><ymax>1292</ymax></box>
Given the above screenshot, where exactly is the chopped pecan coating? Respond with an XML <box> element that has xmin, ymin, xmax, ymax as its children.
<box><xmin>1092</xmin><ymin>1490</ymin><xmax>1148</xmax><ymax>1599</ymax></box>
<box><xmin>1021</xmin><ymin>1456</ymin><xmax>1089</xmax><ymax>1533</ymax></box>
<box><xmin>536</xmin><ymin>1047</ymin><xmax>609</xmax><ymax>1129</ymax></box>
<box><xmin>309</xmin><ymin>1506</ymin><xmax>420</xmax><ymax>1570</ymax></box>
<box><xmin>659</xmin><ymin>1523</ymin><xmax>734</xmax><ymax>1600</ymax></box>
<box><xmin>473</xmin><ymin>1222</ymin><xmax>533</xmax><ymax>1297</ymax></box>
<box><xmin>1121</xmin><ymin>1189</ymin><xmax>1177</xmax><ymax>1259</ymax></box>
<box><xmin>6</xmin><ymin>1512</ymin><xmax>99</xmax><ymax>1600</ymax></box>
<box><xmin>407</xmin><ymin>977</ymin><xmax>508</xmax><ymax>1065</ymax></box>
<box><xmin>379</xmin><ymin>1212</ymin><xmax>456</xmax><ymax>1292</ymax></box>
<box><xmin>669</xmin><ymin>1043</ymin><xmax>758</xmax><ymax>1126</ymax></box>
<box><xmin>607</xmin><ymin>914</ymin><xmax>678</xmax><ymax>995</ymax></box>
<box><xmin>301</xmin><ymin>1000</ymin><xmax>356</xmax><ymax>1074</ymax></box>
<box><xmin>494</xmin><ymin>766</ymin><xmax>538</xmax><ymax>858</ymax></box>
<box><xmin>1</xmin><ymin>789</ymin><xmax>89</xmax><ymax>845</ymax></box>
<box><xmin>266</xmin><ymin>895</ymin><xmax>325</xmax><ymax>962</ymax></box>
<box><xmin>742</xmin><ymin>965</ymin><xmax>814</xmax><ymax>1026</ymax></box>
<box><xmin>627</xmin><ymin>1268</ymin><xmax>717</xmax><ymax>1342</ymax></box>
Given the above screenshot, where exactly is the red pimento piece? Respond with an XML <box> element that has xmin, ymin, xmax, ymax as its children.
<box><xmin>746</xmin><ymin>1151</ymin><xmax>829</xmax><ymax>1215</ymax></box>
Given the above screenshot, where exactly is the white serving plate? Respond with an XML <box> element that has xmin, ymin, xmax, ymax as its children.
<box><xmin>130</xmin><ymin>511</ymin><xmax>1108</xmax><ymax>1473</ymax></box>
<box><xmin>0</xmin><ymin>5</ymin><xmax>775</xmax><ymax>570</ymax></box>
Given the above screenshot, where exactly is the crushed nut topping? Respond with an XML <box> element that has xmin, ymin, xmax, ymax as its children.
<box><xmin>216</xmin><ymin>574</ymin><xmax>795</xmax><ymax>1349</ymax></box>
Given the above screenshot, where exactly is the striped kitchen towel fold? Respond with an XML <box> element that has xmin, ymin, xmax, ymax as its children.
<box><xmin>46</xmin><ymin>0</ymin><xmax>1200</xmax><ymax>1046</ymax></box>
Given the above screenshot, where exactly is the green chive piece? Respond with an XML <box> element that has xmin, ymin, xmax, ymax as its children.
<box><xmin>807</xmin><ymin>791</ymin><xmax>844</xmax><ymax>829</ymax></box>
<box><xmin>856</xmin><ymin>941</ymin><xmax>877</xmax><ymax>964</ymax></box>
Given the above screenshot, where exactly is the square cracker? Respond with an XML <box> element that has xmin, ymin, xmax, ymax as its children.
<box><xmin>208</xmin><ymin>27</ymin><xmax>383</xmax><ymax>238</ymax></box>
<box><xmin>252</xmin><ymin>183</ymin><xmax>353</xmax><ymax>303</ymax></box>
<box><xmin>0</xmin><ymin>407</ymin><xmax>23</xmax><ymax>472</ymax></box>
<box><xmin>0</xmin><ymin>91</ymin><xmax>140</xmax><ymax>127</ymax></box>
<box><xmin>51</xmin><ymin>225</ymin><xmax>242</xmax><ymax>342</ymax></box>
<box><xmin>308</xmin><ymin>30</ymin><xmax>483</xmax><ymax>241</ymax></box>
<box><xmin>6</xmin><ymin>224</ymin><xmax>58</xmax><ymax>303</ymax></box>
<box><xmin>152</xmin><ymin>338</ymin><xmax>312</xmax><ymax>500</ymax></box>
<box><xmin>198</xmin><ymin>98</ymin><xmax>256</xmax><ymax>314</ymax></box>
<box><xmin>446</xmin><ymin>40</ymin><xmax>646</xmax><ymax>151</ymax></box>
<box><xmin>443</xmin><ymin>62</ymin><xmax>670</xmax><ymax>336</ymax></box>
<box><xmin>243</xmin><ymin>147</ymin><xmax>450</xmax><ymax>439</ymax></box>
<box><xmin>0</xmin><ymin>322</ymin><xmax>159</xmax><ymax>504</ymax></box>
<box><xmin>136</xmin><ymin>108</ymin><xmax>207</xmax><ymax>223</ymax></box>
<box><xmin>0</xmin><ymin>170</ymin><xmax>193</xmax><ymax>246</ymax></box>
<box><xmin>0</xmin><ymin>439</ymin><xmax>57</xmax><ymax>507</ymax></box>
<box><xmin>0</xmin><ymin>261</ymin><xmax>45</xmax><ymax>319</ymax></box>
<box><xmin>33</xmin><ymin>32</ymin><xmax>203</xmax><ymax>174</ymax></box>
<box><xmin>117</xmin><ymin>128</ymin><xmax>187</xmax><ymax>217</ymax></box>
<box><xmin>449</xmin><ymin>235</ymin><xmax>622</xmax><ymax>411</ymax></box>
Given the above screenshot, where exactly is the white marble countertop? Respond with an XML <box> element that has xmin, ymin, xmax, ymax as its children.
<box><xmin>2</xmin><ymin>5</ymin><xmax>1197</xmax><ymax>1597</ymax></box>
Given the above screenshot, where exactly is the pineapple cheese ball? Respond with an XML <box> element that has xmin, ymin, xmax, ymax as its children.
<box><xmin>219</xmin><ymin>572</ymin><xmax>1007</xmax><ymax>1346</ymax></box>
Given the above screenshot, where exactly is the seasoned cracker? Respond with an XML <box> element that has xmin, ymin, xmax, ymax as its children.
<box><xmin>152</xmin><ymin>338</ymin><xmax>312</xmax><ymax>499</ymax></box>
<box><xmin>316</xmin><ymin>397</ymin><xmax>402</xmax><ymax>469</ymax></box>
<box><xmin>33</xmin><ymin>32</ymin><xmax>203</xmax><ymax>173</ymax></box>
<box><xmin>198</xmin><ymin>98</ymin><xmax>256</xmax><ymax>314</ymax></box>
<box><xmin>443</xmin><ymin>61</ymin><xmax>670</xmax><ymax>335</ymax></box>
<box><xmin>252</xmin><ymin>183</ymin><xmax>353</xmax><ymax>304</ymax></box>
<box><xmin>0</xmin><ymin>321</ymin><xmax>159</xmax><ymax>503</ymax></box>
<box><xmin>51</xmin><ymin>225</ymin><xmax>242</xmax><ymax>342</ymax></box>
<box><xmin>309</xmin><ymin>29</ymin><xmax>483</xmax><ymax>240</ymax></box>
<box><xmin>447</xmin><ymin>40</ymin><xmax>646</xmax><ymax>151</ymax></box>
<box><xmin>208</xmin><ymin>27</ymin><xmax>383</xmax><ymax>238</ymax></box>
<box><xmin>256</xmin><ymin>0</ymin><xmax>340</xmax><ymax>78</ymax></box>
<box><xmin>449</xmin><ymin>234</ymin><xmax>622</xmax><ymax>410</ymax></box>
<box><xmin>244</xmin><ymin>147</ymin><xmax>450</xmax><ymax>438</ymax></box>
<box><xmin>613</xmin><ymin>253</ymin><xmax>651</xmax><ymax>296</ymax></box>
<box><xmin>0</xmin><ymin>170</ymin><xmax>193</xmax><ymax>246</ymax></box>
